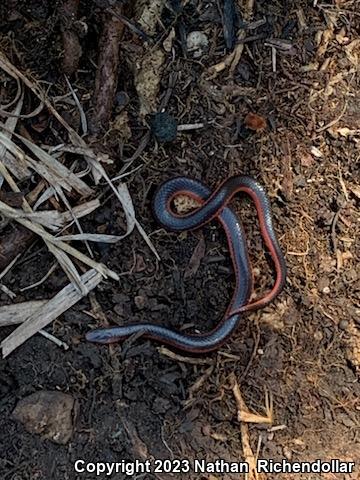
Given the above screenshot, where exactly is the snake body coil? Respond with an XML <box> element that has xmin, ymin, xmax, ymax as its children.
<box><xmin>86</xmin><ymin>176</ymin><xmax>287</xmax><ymax>353</ymax></box>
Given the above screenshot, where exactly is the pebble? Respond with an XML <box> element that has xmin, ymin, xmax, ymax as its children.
<box><xmin>150</xmin><ymin>112</ymin><xmax>178</xmax><ymax>143</ymax></box>
<box><xmin>115</xmin><ymin>91</ymin><xmax>129</xmax><ymax>108</ymax></box>
<box><xmin>339</xmin><ymin>319</ymin><xmax>349</xmax><ymax>331</ymax></box>
<box><xmin>314</xmin><ymin>330</ymin><xmax>323</xmax><ymax>341</ymax></box>
<box><xmin>13</xmin><ymin>391</ymin><xmax>75</xmax><ymax>445</ymax></box>
<box><xmin>134</xmin><ymin>295</ymin><xmax>146</xmax><ymax>310</ymax></box>
<box><xmin>186</xmin><ymin>31</ymin><xmax>209</xmax><ymax>58</ymax></box>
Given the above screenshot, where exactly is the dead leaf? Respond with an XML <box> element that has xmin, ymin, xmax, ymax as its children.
<box><xmin>184</xmin><ymin>234</ymin><xmax>206</xmax><ymax>279</ymax></box>
<box><xmin>163</xmin><ymin>27</ymin><xmax>175</xmax><ymax>53</ymax></box>
<box><xmin>111</xmin><ymin>110</ymin><xmax>132</xmax><ymax>141</ymax></box>
<box><xmin>244</xmin><ymin>112</ymin><xmax>267</xmax><ymax>131</ymax></box>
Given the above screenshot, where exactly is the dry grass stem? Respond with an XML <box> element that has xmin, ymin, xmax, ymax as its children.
<box><xmin>1</xmin><ymin>269</ymin><xmax>102</xmax><ymax>357</ymax></box>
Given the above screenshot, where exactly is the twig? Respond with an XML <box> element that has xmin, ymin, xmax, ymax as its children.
<box><xmin>316</xmin><ymin>100</ymin><xmax>347</xmax><ymax>132</ymax></box>
<box><xmin>231</xmin><ymin>374</ymin><xmax>267</xmax><ymax>480</ymax></box>
<box><xmin>107</xmin><ymin>7</ymin><xmax>149</xmax><ymax>41</ymax></box>
<box><xmin>331</xmin><ymin>207</ymin><xmax>343</xmax><ymax>254</ymax></box>
<box><xmin>207</xmin><ymin>0</ymin><xmax>255</xmax><ymax>77</ymax></box>
<box><xmin>236</xmin><ymin>33</ymin><xmax>267</xmax><ymax>44</ymax></box>
<box><xmin>0</xmin><ymin>226</ymin><xmax>35</xmax><ymax>272</ymax></box>
<box><xmin>0</xmin><ymin>253</ymin><xmax>21</xmax><ymax>298</ymax></box>
<box><xmin>20</xmin><ymin>263</ymin><xmax>57</xmax><ymax>292</ymax></box>
<box><xmin>240</xmin><ymin>326</ymin><xmax>260</xmax><ymax>380</ymax></box>
<box><xmin>0</xmin><ymin>284</ymin><xmax>16</xmax><ymax>299</ymax></box>
<box><xmin>158</xmin><ymin>346</ymin><xmax>213</xmax><ymax>365</ymax></box>
<box><xmin>271</xmin><ymin>46</ymin><xmax>277</xmax><ymax>72</ymax></box>
<box><xmin>184</xmin><ymin>366</ymin><xmax>214</xmax><ymax>408</ymax></box>
<box><xmin>0</xmin><ymin>253</ymin><xmax>21</xmax><ymax>281</ymax></box>
<box><xmin>177</xmin><ymin>123</ymin><xmax>204</xmax><ymax>131</ymax></box>
<box><xmin>39</xmin><ymin>330</ymin><xmax>69</xmax><ymax>350</ymax></box>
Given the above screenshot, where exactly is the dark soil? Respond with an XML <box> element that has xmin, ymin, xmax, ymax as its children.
<box><xmin>0</xmin><ymin>1</ymin><xmax>359</xmax><ymax>480</ymax></box>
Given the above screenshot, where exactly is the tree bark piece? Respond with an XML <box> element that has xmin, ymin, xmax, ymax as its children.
<box><xmin>91</xmin><ymin>5</ymin><xmax>125</xmax><ymax>133</ymax></box>
<box><xmin>60</xmin><ymin>0</ymin><xmax>82</xmax><ymax>76</ymax></box>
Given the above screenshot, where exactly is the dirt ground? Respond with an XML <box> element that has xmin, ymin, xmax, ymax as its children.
<box><xmin>0</xmin><ymin>0</ymin><xmax>359</xmax><ymax>479</ymax></box>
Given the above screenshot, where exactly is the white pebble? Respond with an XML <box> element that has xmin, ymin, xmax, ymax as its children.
<box><xmin>187</xmin><ymin>31</ymin><xmax>209</xmax><ymax>58</ymax></box>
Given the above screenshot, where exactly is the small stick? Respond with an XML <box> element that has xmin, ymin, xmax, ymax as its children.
<box><xmin>207</xmin><ymin>0</ymin><xmax>255</xmax><ymax>77</ymax></box>
<box><xmin>158</xmin><ymin>346</ymin><xmax>213</xmax><ymax>365</ymax></box>
<box><xmin>39</xmin><ymin>330</ymin><xmax>69</xmax><ymax>350</ymax></box>
<box><xmin>271</xmin><ymin>46</ymin><xmax>277</xmax><ymax>72</ymax></box>
<box><xmin>20</xmin><ymin>263</ymin><xmax>57</xmax><ymax>292</ymax></box>
<box><xmin>231</xmin><ymin>374</ymin><xmax>267</xmax><ymax>480</ymax></box>
<box><xmin>0</xmin><ymin>199</ymin><xmax>119</xmax><ymax>280</ymax></box>
<box><xmin>177</xmin><ymin>123</ymin><xmax>204</xmax><ymax>131</ymax></box>
<box><xmin>0</xmin><ymin>283</ymin><xmax>16</xmax><ymax>299</ymax></box>
<box><xmin>0</xmin><ymin>253</ymin><xmax>21</xmax><ymax>281</ymax></box>
<box><xmin>107</xmin><ymin>7</ymin><xmax>149</xmax><ymax>41</ymax></box>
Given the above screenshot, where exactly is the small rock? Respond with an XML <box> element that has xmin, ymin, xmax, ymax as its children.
<box><xmin>134</xmin><ymin>295</ymin><xmax>146</xmax><ymax>310</ymax></box>
<box><xmin>150</xmin><ymin>112</ymin><xmax>178</xmax><ymax>143</ymax></box>
<box><xmin>310</xmin><ymin>146</ymin><xmax>323</xmax><ymax>158</ymax></box>
<box><xmin>115</xmin><ymin>91</ymin><xmax>129</xmax><ymax>108</ymax></box>
<box><xmin>318</xmin><ymin>276</ymin><xmax>329</xmax><ymax>293</ymax></box>
<box><xmin>314</xmin><ymin>330</ymin><xmax>323</xmax><ymax>341</ymax></box>
<box><xmin>12</xmin><ymin>391</ymin><xmax>75</xmax><ymax>445</ymax></box>
<box><xmin>152</xmin><ymin>397</ymin><xmax>171</xmax><ymax>414</ymax></box>
<box><xmin>339</xmin><ymin>319</ymin><xmax>349</xmax><ymax>331</ymax></box>
<box><xmin>186</xmin><ymin>31</ymin><xmax>208</xmax><ymax>58</ymax></box>
<box><xmin>238</xmin><ymin>63</ymin><xmax>251</xmax><ymax>81</ymax></box>
<box><xmin>294</xmin><ymin>175</ymin><xmax>307</xmax><ymax>187</ymax></box>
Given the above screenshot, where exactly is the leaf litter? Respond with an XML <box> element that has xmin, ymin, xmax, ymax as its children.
<box><xmin>0</xmin><ymin>50</ymin><xmax>157</xmax><ymax>357</ymax></box>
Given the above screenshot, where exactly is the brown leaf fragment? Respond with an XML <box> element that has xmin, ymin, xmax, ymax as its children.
<box><xmin>244</xmin><ymin>112</ymin><xmax>267</xmax><ymax>131</ymax></box>
<box><xmin>184</xmin><ymin>234</ymin><xmax>206</xmax><ymax>279</ymax></box>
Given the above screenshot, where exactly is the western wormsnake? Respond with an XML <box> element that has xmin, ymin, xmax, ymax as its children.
<box><xmin>86</xmin><ymin>176</ymin><xmax>287</xmax><ymax>353</ymax></box>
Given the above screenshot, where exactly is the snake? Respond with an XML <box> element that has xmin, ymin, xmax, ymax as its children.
<box><xmin>86</xmin><ymin>176</ymin><xmax>287</xmax><ymax>353</ymax></box>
